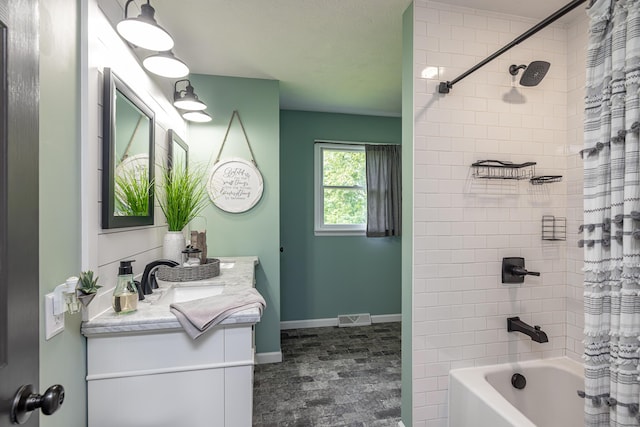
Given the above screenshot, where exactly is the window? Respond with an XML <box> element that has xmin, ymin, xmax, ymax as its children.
<box><xmin>314</xmin><ymin>142</ymin><xmax>366</xmax><ymax>235</ymax></box>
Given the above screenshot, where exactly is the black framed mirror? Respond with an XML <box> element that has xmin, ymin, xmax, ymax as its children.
<box><xmin>102</xmin><ymin>68</ymin><xmax>155</xmax><ymax>229</ymax></box>
<box><xmin>168</xmin><ymin>130</ymin><xmax>188</xmax><ymax>172</ymax></box>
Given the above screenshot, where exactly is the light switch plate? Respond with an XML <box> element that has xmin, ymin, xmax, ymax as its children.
<box><xmin>45</xmin><ymin>293</ymin><xmax>64</xmax><ymax>340</ymax></box>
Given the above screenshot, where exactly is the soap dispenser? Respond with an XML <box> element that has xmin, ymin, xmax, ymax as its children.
<box><xmin>113</xmin><ymin>260</ymin><xmax>138</xmax><ymax>314</ymax></box>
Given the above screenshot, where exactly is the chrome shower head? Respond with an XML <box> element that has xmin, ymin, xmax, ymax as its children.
<box><xmin>509</xmin><ymin>61</ymin><xmax>550</xmax><ymax>86</ymax></box>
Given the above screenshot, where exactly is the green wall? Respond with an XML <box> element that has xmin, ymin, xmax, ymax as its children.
<box><xmin>280</xmin><ymin>110</ymin><xmax>401</xmax><ymax>321</ymax></box>
<box><xmin>39</xmin><ymin>0</ymin><xmax>86</xmax><ymax>425</ymax></box>
<box><xmin>188</xmin><ymin>74</ymin><xmax>281</xmax><ymax>354</ymax></box>
<box><xmin>401</xmin><ymin>4</ymin><xmax>414</xmax><ymax>426</ymax></box>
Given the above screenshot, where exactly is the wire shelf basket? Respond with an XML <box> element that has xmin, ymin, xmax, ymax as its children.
<box><xmin>542</xmin><ymin>215</ymin><xmax>566</xmax><ymax>241</ymax></box>
<box><xmin>471</xmin><ymin>160</ymin><xmax>536</xmax><ymax>180</ymax></box>
<box><xmin>530</xmin><ymin>175</ymin><xmax>563</xmax><ymax>185</ymax></box>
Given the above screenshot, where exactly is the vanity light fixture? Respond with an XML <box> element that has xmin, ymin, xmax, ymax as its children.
<box><xmin>182</xmin><ymin>110</ymin><xmax>212</xmax><ymax>123</ymax></box>
<box><xmin>173</xmin><ymin>79</ymin><xmax>207</xmax><ymax>111</ymax></box>
<box><xmin>143</xmin><ymin>51</ymin><xmax>189</xmax><ymax>78</ymax></box>
<box><xmin>117</xmin><ymin>0</ymin><xmax>174</xmax><ymax>52</ymax></box>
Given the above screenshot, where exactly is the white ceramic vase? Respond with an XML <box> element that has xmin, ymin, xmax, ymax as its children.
<box><xmin>163</xmin><ymin>231</ymin><xmax>185</xmax><ymax>263</ymax></box>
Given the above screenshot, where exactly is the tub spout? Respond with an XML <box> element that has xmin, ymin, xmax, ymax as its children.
<box><xmin>507</xmin><ymin>317</ymin><xmax>548</xmax><ymax>343</ymax></box>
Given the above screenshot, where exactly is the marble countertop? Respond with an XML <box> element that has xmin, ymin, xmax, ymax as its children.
<box><xmin>81</xmin><ymin>256</ymin><xmax>261</xmax><ymax>337</ymax></box>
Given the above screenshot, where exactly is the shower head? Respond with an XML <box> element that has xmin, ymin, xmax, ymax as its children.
<box><xmin>509</xmin><ymin>61</ymin><xmax>550</xmax><ymax>86</ymax></box>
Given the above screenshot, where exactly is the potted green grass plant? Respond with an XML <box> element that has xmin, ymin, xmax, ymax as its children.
<box><xmin>76</xmin><ymin>270</ymin><xmax>102</xmax><ymax>308</ymax></box>
<box><xmin>157</xmin><ymin>164</ymin><xmax>209</xmax><ymax>263</ymax></box>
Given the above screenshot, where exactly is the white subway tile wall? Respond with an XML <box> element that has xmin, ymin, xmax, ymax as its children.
<box><xmin>412</xmin><ymin>2</ymin><xmax>587</xmax><ymax>425</ymax></box>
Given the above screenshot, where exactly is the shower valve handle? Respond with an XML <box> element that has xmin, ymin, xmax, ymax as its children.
<box><xmin>510</xmin><ymin>266</ymin><xmax>540</xmax><ymax>277</ymax></box>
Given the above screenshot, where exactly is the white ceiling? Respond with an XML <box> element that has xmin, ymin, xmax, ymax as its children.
<box><xmin>140</xmin><ymin>0</ymin><xmax>584</xmax><ymax>117</ymax></box>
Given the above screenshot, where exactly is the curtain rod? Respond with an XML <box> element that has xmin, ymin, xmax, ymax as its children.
<box><xmin>438</xmin><ymin>0</ymin><xmax>587</xmax><ymax>94</ymax></box>
<box><xmin>314</xmin><ymin>140</ymin><xmax>399</xmax><ymax>146</ymax></box>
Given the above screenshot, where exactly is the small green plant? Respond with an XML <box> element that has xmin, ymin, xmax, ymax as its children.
<box><xmin>115</xmin><ymin>166</ymin><xmax>152</xmax><ymax>216</ymax></box>
<box><xmin>157</xmin><ymin>164</ymin><xmax>208</xmax><ymax>231</ymax></box>
<box><xmin>77</xmin><ymin>270</ymin><xmax>102</xmax><ymax>294</ymax></box>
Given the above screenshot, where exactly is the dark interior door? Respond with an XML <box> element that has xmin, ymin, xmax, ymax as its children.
<box><xmin>0</xmin><ymin>0</ymin><xmax>41</xmax><ymax>425</ymax></box>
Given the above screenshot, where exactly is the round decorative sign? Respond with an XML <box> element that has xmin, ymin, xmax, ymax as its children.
<box><xmin>207</xmin><ymin>158</ymin><xmax>264</xmax><ymax>213</ymax></box>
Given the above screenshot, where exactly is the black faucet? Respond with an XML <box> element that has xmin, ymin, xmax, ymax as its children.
<box><xmin>507</xmin><ymin>317</ymin><xmax>548</xmax><ymax>343</ymax></box>
<box><xmin>502</xmin><ymin>257</ymin><xmax>540</xmax><ymax>283</ymax></box>
<box><xmin>138</xmin><ymin>259</ymin><xmax>180</xmax><ymax>300</ymax></box>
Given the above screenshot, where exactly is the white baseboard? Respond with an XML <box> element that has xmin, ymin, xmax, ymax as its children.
<box><xmin>372</xmin><ymin>313</ymin><xmax>402</xmax><ymax>323</ymax></box>
<box><xmin>280</xmin><ymin>313</ymin><xmax>401</xmax><ymax>330</ymax></box>
<box><xmin>255</xmin><ymin>351</ymin><xmax>282</xmax><ymax>364</ymax></box>
<box><xmin>281</xmin><ymin>317</ymin><xmax>336</xmax><ymax>330</ymax></box>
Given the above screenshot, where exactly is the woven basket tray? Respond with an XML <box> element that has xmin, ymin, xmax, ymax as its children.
<box><xmin>156</xmin><ymin>258</ymin><xmax>220</xmax><ymax>282</ymax></box>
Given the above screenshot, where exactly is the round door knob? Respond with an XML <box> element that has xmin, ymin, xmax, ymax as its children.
<box><xmin>10</xmin><ymin>384</ymin><xmax>65</xmax><ymax>424</ymax></box>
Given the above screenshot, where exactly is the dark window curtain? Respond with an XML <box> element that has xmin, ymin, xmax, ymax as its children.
<box><xmin>365</xmin><ymin>144</ymin><xmax>401</xmax><ymax>237</ymax></box>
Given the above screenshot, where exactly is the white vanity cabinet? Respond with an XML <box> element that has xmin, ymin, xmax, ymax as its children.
<box><xmin>86</xmin><ymin>325</ymin><xmax>254</xmax><ymax>427</ymax></box>
<box><xmin>82</xmin><ymin>257</ymin><xmax>260</xmax><ymax>427</ymax></box>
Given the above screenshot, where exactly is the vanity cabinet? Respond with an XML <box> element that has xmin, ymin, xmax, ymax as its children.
<box><xmin>82</xmin><ymin>257</ymin><xmax>260</xmax><ymax>427</ymax></box>
<box><xmin>86</xmin><ymin>325</ymin><xmax>254</xmax><ymax>427</ymax></box>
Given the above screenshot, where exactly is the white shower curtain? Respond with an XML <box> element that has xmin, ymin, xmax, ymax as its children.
<box><xmin>583</xmin><ymin>0</ymin><xmax>640</xmax><ymax>425</ymax></box>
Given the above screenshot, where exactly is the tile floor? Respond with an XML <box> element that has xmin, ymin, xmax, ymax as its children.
<box><xmin>253</xmin><ymin>322</ymin><xmax>401</xmax><ymax>427</ymax></box>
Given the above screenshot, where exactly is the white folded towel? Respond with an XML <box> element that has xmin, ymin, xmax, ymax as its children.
<box><xmin>170</xmin><ymin>288</ymin><xmax>266</xmax><ymax>339</ymax></box>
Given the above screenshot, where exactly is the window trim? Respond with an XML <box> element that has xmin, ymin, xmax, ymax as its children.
<box><xmin>314</xmin><ymin>142</ymin><xmax>366</xmax><ymax>236</ymax></box>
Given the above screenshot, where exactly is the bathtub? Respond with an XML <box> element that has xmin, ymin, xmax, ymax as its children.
<box><xmin>448</xmin><ymin>357</ymin><xmax>583</xmax><ymax>427</ymax></box>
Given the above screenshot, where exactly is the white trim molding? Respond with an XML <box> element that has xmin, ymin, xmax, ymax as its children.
<box><xmin>372</xmin><ymin>314</ymin><xmax>402</xmax><ymax>323</ymax></box>
<box><xmin>280</xmin><ymin>314</ymin><xmax>401</xmax><ymax>330</ymax></box>
<box><xmin>281</xmin><ymin>317</ymin><xmax>337</xmax><ymax>330</ymax></box>
<box><xmin>314</xmin><ymin>142</ymin><xmax>367</xmax><ymax>236</ymax></box>
<box><xmin>255</xmin><ymin>351</ymin><xmax>283</xmax><ymax>364</ymax></box>
<box><xmin>86</xmin><ymin>359</ymin><xmax>254</xmax><ymax>381</ymax></box>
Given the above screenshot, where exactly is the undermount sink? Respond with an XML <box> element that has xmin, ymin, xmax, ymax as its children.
<box><xmin>156</xmin><ymin>284</ymin><xmax>224</xmax><ymax>304</ymax></box>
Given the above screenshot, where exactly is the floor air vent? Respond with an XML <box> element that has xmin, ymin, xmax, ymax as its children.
<box><xmin>337</xmin><ymin>313</ymin><xmax>372</xmax><ymax>327</ymax></box>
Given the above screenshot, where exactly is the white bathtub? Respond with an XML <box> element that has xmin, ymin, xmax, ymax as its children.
<box><xmin>448</xmin><ymin>357</ymin><xmax>583</xmax><ymax>427</ymax></box>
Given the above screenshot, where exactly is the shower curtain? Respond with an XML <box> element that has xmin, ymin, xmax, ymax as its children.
<box><xmin>583</xmin><ymin>0</ymin><xmax>640</xmax><ymax>425</ymax></box>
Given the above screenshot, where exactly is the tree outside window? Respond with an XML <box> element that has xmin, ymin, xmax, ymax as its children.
<box><xmin>314</xmin><ymin>143</ymin><xmax>366</xmax><ymax>235</ymax></box>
